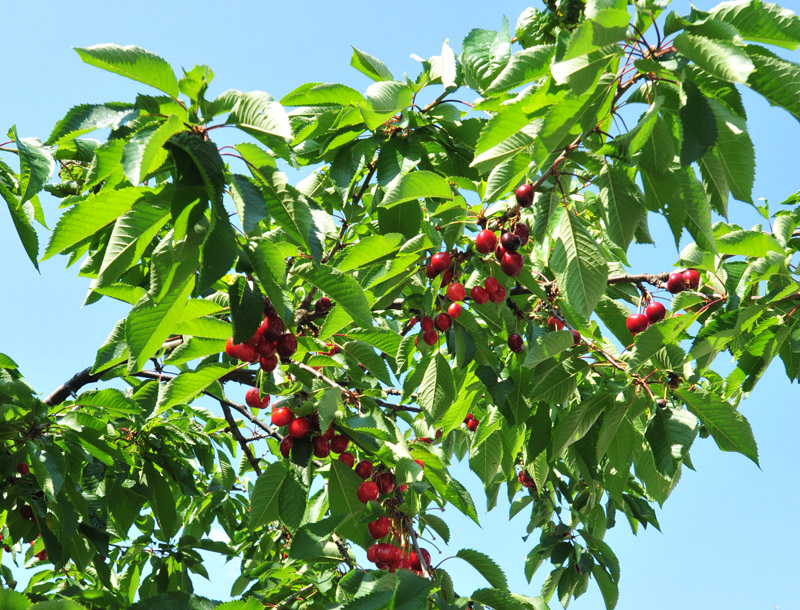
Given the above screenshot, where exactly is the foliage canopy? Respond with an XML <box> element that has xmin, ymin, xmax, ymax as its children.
<box><xmin>2</xmin><ymin>0</ymin><xmax>800</xmax><ymax>608</ymax></box>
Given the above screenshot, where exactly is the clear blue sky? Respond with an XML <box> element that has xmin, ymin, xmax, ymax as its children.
<box><xmin>1</xmin><ymin>1</ymin><xmax>799</xmax><ymax>608</ymax></box>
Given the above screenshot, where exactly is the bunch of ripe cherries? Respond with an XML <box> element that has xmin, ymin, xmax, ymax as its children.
<box><xmin>626</xmin><ymin>268</ymin><xmax>701</xmax><ymax>335</ymax></box>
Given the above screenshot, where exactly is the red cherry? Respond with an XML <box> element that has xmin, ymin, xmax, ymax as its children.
<box><xmin>667</xmin><ymin>272</ymin><xmax>685</xmax><ymax>294</ymax></box>
<box><xmin>425</xmin><ymin>265</ymin><xmax>439</xmax><ymax>279</ymax></box>
<box><xmin>288</xmin><ymin>417</ymin><xmax>311</xmax><ymax>439</ymax></box>
<box><xmin>495</xmin><ymin>244</ymin><xmax>507</xmax><ymax>262</ymax></box>
<box><xmin>16</xmin><ymin>463</ymin><xmax>29</xmax><ymax>476</ymax></box>
<box><xmin>464</xmin><ymin>413</ymin><xmax>474</xmax><ymax>424</ymax></box>
<box><xmin>420</xmin><ymin>316</ymin><xmax>434</xmax><ymax>332</ymax></box>
<box><xmin>257</xmin><ymin>340</ymin><xmax>276</xmax><ymax>358</ymax></box>
<box><xmin>470</xmin><ymin>286</ymin><xmax>489</xmax><ymax>304</ymax></box>
<box><xmin>237</xmin><ymin>343</ymin><xmax>259</xmax><ymax>363</ymax></box>
<box><xmin>441</xmin><ymin>268</ymin><xmax>452</xmax><ymax>285</ymax></box>
<box><xmin>271</xmin><ymin>407</ymin><xmax>294</xmax><ymax>427</ymax></box>
<box><xmin>446</xmin><ymin>282</ymin><xmax>466</xmax><ymax>302</ymax></box>
<box><xmin>414</xmin><ymin>459</ymin><xmax>425</xmax><ymax>470</ymax></box>
<box><xmin>262</xmin><ymin>315</ymin><xmax>285</xmax><ymax>341</ymax></box>
<box><xmin>357</xmin><ymin>480</ymin><xmax>380</xmax><ymax>503</ymax></box>
<box><xmin>312</xmin><ymin>436</ymin><xmax>330</xmax><ymax>458</ymax></box>
<box><xmin>645</xmin><ymin>302</ymin><xmax>667</xmax><ymax>323</ymax></box>
<box><xmin>375</xmin><ymin>543</ymin><xmax>400</xmax><ymax>564</ymax></box>
<box><xmin>330</xmin><ymin>435</ymin><xmax>350</xmax><ymax>454</ymax></box>
<box><xmin>430</xmin><ymin>252</ymin><xmax>451</xmax><ymax>274</ymax></box>
<box><xmin>475</xmin><ymin>229</ymin><xmax>498</xmax><ymax>254</ymax></box>
<box><xmin>19</xmin><ymin>505</ymin><xmax>33</xmax><ymax>521</ymax></box>
<box><xmin>547</xmin><ymin>316</ymin><xmax>564</xmax><ymax>331</ymax></box>
<box><xmin>279</xmin><ymin>436</ymin><xmax>293</xmax><ymax>458</ymax></box>
<box><xmin>626</xmin><ymin>313</ymin><xmax>650</xmax><ymax>335</ymax></box>
<box><xmin>500</xmin><ymin>232</ymin><xmax>521</xmax><ymax>252</ymax></box>
<box><xmin>398</xmin><ymin>484</ymin><xmax>409</xmax><ymax>492</ymax></box>
<box><xmin>35</xmin><ymin>550</ymin><xmax>47</xmax><ymax>561</ymax></box>
<box><xmin>435</xmin><ymin>312</ymin><xmax>451</xmax><ymax>332</ymax></box>
<box><xmin>515</xmin><ymin>183</ymin><xmax>534</xmax><ymax>207</ymax></box>
<box><xmin>260</xmin><ymin>354</ymin><xmax>278</xmax><ymax>371</ymax></box>
<box><xmin>684</xmin><ymin>268</ymin><xmax>700</xmax><ymax>289</ymax></box>
<box><xmin>355</xmin><ymin>460</ymin><xmax>374</xmax><ymax>479</ymax></box>
<box><xmin>376</xmin><ymin>472</ymin><xmax>395</xmax><ymax>495</ymax></box>
<box><xmin>488</xmin><ymin>285</ymin><xmax>506</xmax><ymax>303</ymax></box>
<box><xmin>422</xmin><ymin>329</ymin><xmax>438</xmax><ymax>345</ymax></box>
<box><xmin>224</xmin><ymin>337</ymin><xmax>239</xmax><ymax>359</ymax></box>
<box><xmin>367</xmin><ymin>544</ymin><xmax>380</xmax><ymax>563</ymax></box>
<box><xmin>484</xmin><ymin>277</ymin><xmax>499</xmax><ymax>293</ymax></box>
<box><xmin>245</xmin><ymin>388</ymin><xmax>269</xmax><ymax>410</ymax></box>
<box><xmin>514</xmin><ymin>223</ymin><xmax>530</xmax><ymax>246</ymax></box>
<box><xmin>571</xmin><ymin>330</ymin><xmax>582</xmax><ymax>345</ymax></box>
<box><xmin>368</xmin><ymin>515</ymin><xmax>391</xmax><ymax>539</ymax></box>
<box><xmin>409</xmin><ymin>548</ymin><xmax>431</xmax><ymax>571</ymax></box>
<box><xmin>338</xmin><ymin>452</ymin><xmax>355</xmax><ymax>468</ymax></box>
<box><xmin>466</xmin><ymin>417</ymin><xmax>479</xmax><ymax>431</ymax></box>
<box><xmin>314</xmin><ymin>297</ymin><xmax>332</xmax><ymax>313</ymax></box>
<box><xmin>322</xmin><ymin>427</ymin><xmax>335</xmax><ymax>441</ymax></box>
<box><xmin>508</xmin><ymin>334</ymin><xmax>524</xmax><ymax>352</ymax></box>
<box><xmin>500</xmin><ymin>251</ymin><xmax>524</xmax><ymax>277</ymax></box>
<box><xmin>448</xmin><ymin>302</ymin><xmax>462</xmax><ymax>318</ymax></box>
<box><xmin>276</xmin><ymin>333</ymin><xmax>297</xmax><ymax>358</ymax></box>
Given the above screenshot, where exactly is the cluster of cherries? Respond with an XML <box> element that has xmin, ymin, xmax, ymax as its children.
<box><xmin>463</xmin><ymin>412</ymin><xmax>480</xmax><ymax>431</ymax></box>
<box><xmin>517</xmin><ymin>469</ymin><xmax>536</xmax><ymax>490</ymax></box>
<box><xmin>626</xmin><ymin>269</ymin><xmax>701</xmax><ymax>335</ymax></box>
<box><xmin>356</xmin><ymin>470</ymin><xmax>432</xmax><ymax>574</ymax></box>
<box><xmin>224</xmin><ymin>300</ymin><xmax>298</xmax><ymax>371</ymax></box>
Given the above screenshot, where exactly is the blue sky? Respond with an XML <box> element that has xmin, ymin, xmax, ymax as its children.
<box><xmin>1</xmin><ymin>1</ymin><xmax>799</xmax><ymax>608</ymax></box>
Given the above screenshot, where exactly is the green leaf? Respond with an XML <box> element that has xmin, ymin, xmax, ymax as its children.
<box><xmin>550</xmin><ymin>211</ymin><xmax>608</xmax><ymax>319</ymax></box>
<box><xmin>364</xmin><ymin>81</ymin><xmax>413</xmax><ymax>114</ymax></box>
<box><xmin>249</xmin><ymin>461</ymin><xmax>290</xmax><ymax>530</ymax></box>
<box><xmin>487</xmin><ymin>45</ymin><xmax>555</xmax><ymax>92</ymax></box>
<box><xmin>745</xmin><ymin>44</ymin><xmax>800</xmax><ymax>123</ymax></box>
<box><xmin>142</xmin><ymin>462</ymin><xmax>179</xmax><ymax>539</ymax></box>
<box><xmin>475</xmin><ymin>105</ymin><xmax>532</xmax><ymax>156</ymax></box>
<box><xmin>708</xmin><ymin>98</ymin><xmax>755</xmax><ymax>203</ymax></box>
<box><xmin>523</xmin><ymin>332</ymin><xmax>575</xmax><ymax>367</ymax></box>
<box><xmin>392</xmin><ymin>570</ymin><xmax>434</xmax><ymax>610</ymax></box>
<box><xmin>229</xmin><ymin>174</ymin><xmax>268</xmax><ymax>235</ymax></box>
<box><xmin>627</xmin><ymin>313</ymin><xmax>696</xmax><ymax>371</ymax></box>
<box><xmin>469</xmin><ymin>430</ymin><xmax>503</xmax><ymax>486</ymax></box>
<box><xmin>122</xmin><ymin>115</ymin><xmax>185</xmax><ymax>184</ymax></box>
<box><xmin>339</xmin><ymin>233</ymin><xmax>405</xmax><ymax>272</ymax></box>
<box><xmin>597</xmin><ymin>164</ymin><xmax>645</xmax><ymax>250</ymax></box>
<box><xmin>420</xmin><ymin>513</ymin><xmax>451</xmax><ymax>543</ymax></box>
<box><xmin>550</xmin><ymin>393</ymin><xmax>607</xmax><ymax>458</ymax></box>
<box><xmin>47</xmin><ymin>102</ymin><xmax>137</xmax><ymax>145</ymax></box>
<box><xmin>44</xmin><ymin>187</ymin><xmax>151</xmax><ymax>259</ymax></box>
<box><xmin>282</xmin><ymin>82</ymin><xmax>364</xmax><ymax>106</ymax></box>
<box><xmin>350</xmin><ymin>46</ymin><xmax>393</xmax><ymax>82</ymax></box>
<box><xmin>168</xmin><ymin>131</ymin><xmax>226</xmax><ymax>203</ymax></box>
<box><xmin>711</xmin><ymin>0</ymin><xmax>800</xmax><ymax>50</ymax></box>
<box><xmin>676</xmin><ymin>387</ymin><xmax>759</xmax><ymax>464</ymax></box>
<box><xmin>328</xmin><ymin>459</ymin><xmax>368</xmax><ymax>546</ymax></box>
<box><xmin>12</xmin><ymin>127</ymin><xmax>53</xmax><ymax>205</ymax></box>
<box><xmin>29</xmin><ymin>444</ymin><xmax>66</xmax><ymax>502</ymax></box>
<box><xmin>126</xmin><ymin>276</ymin><xmax>194</xmax><ymax>374</ymax></box>
<box><xmin>279</xmin><ymin>471</ymin><xmax>307</xmax><ymax>534</ymax></box>
<box><xmin>679</xmin><ymin>80</ymin><xmax>718</xmax><ymax>165</ymax></box>
<box><xmin>156</xmin><ymin>364</ymin><xmax>234</xmax><ymax>412</ymax></box>
<box><xmin>592</xmin><ymin>565</ymin><xmax>619</xmax><ymax>610</ymax></box>
<box><xmin>228</xmin><ymin>276</ymin><xmax>263</xmax><ymax>344</ymax></box>
<box><xmin>250</xmin><ymin>166</ymin><xmax>313</xmax><ymax>252</ymax></box>
<box><xmin>30</xmin><ymin>602</ymin><xmax>89</xmax><ymax>610</ymax></box>
<box><xmin>462</xmin><ymin>22</ymin><xmax>512</xmax><ymax>92</ymax></box>
<box><xmin>227</xmin><ymin>91</ymin><xmax>292</xmax><ymax>143</ymax></box>
<box><xmin>92</xmin><ymin>199</ymin><xmax>171</xmax><ymax>289</ymax></box>
<box><xmin>0</xmin><ymin>181</ymin><xmax>39</xmax><ymax>270</ymax></box>
<box><xmin>291</xmin><ymin>261</ymin><xmax>373</xmax><ymax>328</ymax></box>
<box><xmin>716</xmin><ymin>229</ymin><xmax>783</xmax><ymax>256</ymax></box>
<box><xmin>381</xmin><ymin>171</ymin><xmax>454</xmax><ymax>208</ymax></box>
<box><xmin>0</xmin><ymin>589</ymin><xmax>31</xmax><ymax>609</ymax></box>
<box><xmin>551</xmin><ymin>44</ymin><xmax>623</xmax><ymax>95</ymax></box>
<box><xmin>75</xmin><ymin>44</ymin><xmax>179</xmax><ymax>97</ymax></box>
<box><xmin>245</xmin><ymin>238</ymin><xmax>293</xmax><ymax>323</ymax></box>
<box><xmin>418</xmin><ymin>354</ymin><xmax>456</xmax><ymax>424</ymax></box>
<box><xmin>673</xmin><ymin>33</ymin><xmax>755</xmax><ymax>83</ymax></box>
<box><xmin>470</xmin><ymin>588</ymin><xmax>526</xmax><ymax>610</ymax></box>
<box><xmin>456</xmin><ymin>549</ymin><xmax>509</xmax><ymax>591</ymax></box>
<box><xmin>342</xmin><ymin>341</ymin><xmax>393</xmax><ymax>385</ymax></box>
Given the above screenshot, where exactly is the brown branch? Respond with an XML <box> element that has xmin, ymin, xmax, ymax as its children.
<box><xmin>607</xmin><ymin>272</ymin><xmax>671</xmax><ymax>287</ymax></box>
<box><xmin>404</xmin><ymin>515</ymin><xmax>431</xmax><ymax>578</ymax></box>
<box><xmin>220</xmin><ymin>402</ymin><xmax>262</xmax><ymax>475</ymax></box>
<box><xmin>43</xmin><ymin>366</ymin><xmax>103</xmax><ymax>406</ymax></box>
